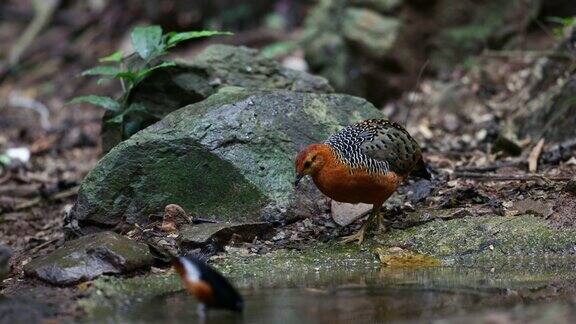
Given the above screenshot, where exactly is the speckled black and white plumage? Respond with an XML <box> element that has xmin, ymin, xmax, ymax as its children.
<box><xmin>325</xmin><ymin>119</ymin><xmax>423</xmax><ymax>176</ymax></box>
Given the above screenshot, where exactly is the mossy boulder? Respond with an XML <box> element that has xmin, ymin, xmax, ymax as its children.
<box><xmin>70</xmin><ymin>88</ymin><xmax>383</xmax><ymax>232</ymax></box>
<box><xmin>377</xmin><ymin>215</ymin><xmax>576</xmax><ymax>265</ymax></box>
<box><xmin>342</xmin><ymin>8</ymin><xmax>400</xmax><ymax>59</ymax></box>
<box><xmin>102</xmin><ymin>44</ymin><xmax>333</xmax><ymax>152</ymax></box>
<box><xmin>23</xmin><ymin>232</ymin><xmax>153</xmax><ymax>285</ymax></box>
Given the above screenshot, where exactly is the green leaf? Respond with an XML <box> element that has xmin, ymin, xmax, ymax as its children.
<box><xmin>96</xmin><ymin>77</ymin><xmax>113</xmax><ymax>85</ymax></box>
<box><xmin>106</xmin><ymin>113</ymin><xmax>124</xmax><ymax>124</ymax></box>
<box><xmin>114</xmin><ymin>71</ymin><xmax>138</xmax><ymax>83</ymax></box>
<box><xmin>136</xmin><ymin>61</ymin><xmax>177</xmax><ymax>79</ymax></box>
<box><xmin>81</xmin><ymin>66</ymin><xmax>121</xmax><ymax>76</ymax></box>
<box><xmin>123</xmin><ymin>102</ymin><xmax>148</xmax><ymax>115</ymax></box>
<box><xmin>0</xmin><ymin>154</ymin><xmax>11</xmax><ymax>166</ymax></box>
<box><xmin>131</xmin><ymin>25</ymin><xmax>163</xmax><ymax>61</ymax></box>
<box><xmin>68</xmin><ymin>95</ymin><xmax>120</xmax><ymax>112</ymax></box>
<box><xmin>165</xmin><ymin>30</ymin><xmax>233</xmax><ymax>48</ymax></box>
<box><xmin>99</xmin><ymin>50</ymin><xmax>123</xmax><ymax>63</ymax></box>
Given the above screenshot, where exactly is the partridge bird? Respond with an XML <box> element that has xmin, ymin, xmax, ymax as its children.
<box><xmin>173</xmin><ymin>255</ymin><xmax>243</xmax><ymax>314</ymax></box>
<box><xmin>295</xmin><ymin>119</ymin><xmax>430</xmax><ymax>244</ymax></box>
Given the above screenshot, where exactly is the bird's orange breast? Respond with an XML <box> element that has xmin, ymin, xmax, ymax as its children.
<box><xmin>184</xmin><ymin>280</ymin><xmax>216</xmax><ymax>305</ymax></box>
<box><xmin>312</xmin><ymin>160</ymin><xmax>403</xmax><ymax>205</ymax></box>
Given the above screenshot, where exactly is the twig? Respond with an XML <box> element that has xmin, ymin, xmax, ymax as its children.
<box><xmin>8</xmin><ymin>0</ymin><xmax>60</xmax><ymax>66</ymax></box>
<box><xmin>528</xmin><ymin>139</ymin><xmax>545</xmax><ymax>173</ymax></box>
<box><xmin>12</xmin><ymin>186</ymin><xmax>78</xmax><ymax>211</ymax></box>
<box><xmin>27</xmin><ymin>237</ymin><xmax>62</xmax><ymax>255</ymax></box>
<box><xmin>452</xmin><ymin>172</ymin><xmax>571</xmax><ymax>182</ymax></box>
<box><xmin>8</xmin><ymin>91</ymin><xmax>51</xmax><ymax>130</ymax></box>
<box><xmin>13</xmin><ymin>197</ymin><xmax>42</xmax><ymax>211</ymax></box>
<box><xmin>51</xmin><ymin>186</ymin><xmax>79</xmax><ymax>200</ymax></box>
<box><xmin>455</xmin><ymin>160</ymin><xmax>524</xmax><ymax>173</ymax></box>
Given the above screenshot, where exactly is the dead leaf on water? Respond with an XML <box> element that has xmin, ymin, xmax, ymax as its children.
<box><xmin>375</xmin><ymin>247</ymin><xmax>441</xmax><ymax>268</ymax></box>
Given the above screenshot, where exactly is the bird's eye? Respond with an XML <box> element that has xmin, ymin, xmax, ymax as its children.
<box><xmin>311</xmin><ymin>155</ymin><xmax>317</xmax><ymax>161</ymax></box>
<box><xmin>303</xmin><ymin>161</ymin><xmax>311</xmax><ymax>169</ymax></box>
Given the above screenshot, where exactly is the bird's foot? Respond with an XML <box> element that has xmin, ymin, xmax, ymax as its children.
<box><xmin>376</xmin><ymin>213</ymin><xmax>387</xmax><ymax>233</ymax></box>
<box><xmin>340</xmin><ymin>227</ymin><xmax>366</xmax><ymax>245</ymax></box>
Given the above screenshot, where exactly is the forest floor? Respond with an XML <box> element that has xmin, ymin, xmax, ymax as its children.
<box><xmin>1</xmin><ymin>5</ymin><xmax>576</xmax><ymax>321</ymax></box>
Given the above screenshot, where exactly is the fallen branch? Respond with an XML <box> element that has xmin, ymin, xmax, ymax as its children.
<box><xmin>12</xmin><ymin>186</ymin><xmax>79</xmax><ymax>211</ymax></box>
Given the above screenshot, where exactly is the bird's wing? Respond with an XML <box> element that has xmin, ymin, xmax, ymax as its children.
<box><xmin>358</xmin><ymin>120</ymin><xmax>422</xmax><ymax>176</ymax></box>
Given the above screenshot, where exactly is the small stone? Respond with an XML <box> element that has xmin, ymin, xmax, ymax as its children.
<box><xmin>512</xmin><ymin>199</ymin><xmax>554</xmax><ymax>218</ymax></box>
<box><xmin>271</xmin><ymin>231</ymin><xmax>287</xmax><ymax>241</ymax></box>
<box><xmin>179</xmin><ymin>222</ymin><xmax>272</xmax><ymax>249</ymax></box>
<box><xmin>331</xmin><ymin>201</ymin><xmax>372</xmax><ymax>226</ymax></box>
<box><xmin>565</xmin><ymin>178</ymin><xmax>576</xmax><ymax>195</ymax></box>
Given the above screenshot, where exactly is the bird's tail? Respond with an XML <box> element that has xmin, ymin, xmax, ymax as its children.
<box><xmin>411</xmin><ymin>158</ymin><xmax>431</xmax><ymax>180</ymax></box>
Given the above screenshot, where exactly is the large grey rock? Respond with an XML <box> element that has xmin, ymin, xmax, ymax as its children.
<box><xmin>24</xmin><ymin>232</ymin><xmax>153</xmax><ymax>285</ymax></box>
<box><xmin>71</xmin><ymin>88</ymin><xmax>383</xmax><ymax>231</ymax></box>
<box><xmin>102</xmin><ymin>45</ymin><xmax>333</xmax><ymax>151</ymax></box>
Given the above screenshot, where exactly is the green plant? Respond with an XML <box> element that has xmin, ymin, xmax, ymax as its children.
<box><xmin>547</xmin><ymin>16</ymin><xmax>576</xmax><ymax>38</ymax></box>
<box><xmin>69</xmin><ymin>25</ymin><xmax>232</xmax><ymax>126</ymax></box>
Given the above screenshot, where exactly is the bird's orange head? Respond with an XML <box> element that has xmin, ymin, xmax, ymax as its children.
<box><xmin>294</xmin><ymin>143</ymin><xmax>332</xmax><ymax>187</ymax></box>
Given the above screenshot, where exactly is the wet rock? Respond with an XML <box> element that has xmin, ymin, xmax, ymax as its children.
<box><xmin>0</xmin><ymin>245</ymin><xmax>12</xmax><ymax>281</ymax></box>
<box><xmin>71</xmin><ymin>88</ymin><xmax>383</xmax><ymax>231</ymax></box>
<box><xmin>379</xmin><ymin>215</ymin><xmax>576</xmax><ymax>264</ymax></box>
<box><xmin>24</xmin><ymin>232</ymin><xmax>153</xmax><ymax>285</ymax></box>
<box><xmin>179</xmin><ymin>222</ymin><xmax>272</xmax><ymax>249</ymax></box>
<box><xmin>331</xmin><ymin>201</ymin><xmax>372</xmax><ymax>226</ymax></box>
<box><xmin>102</xmin><ymin>45</ymin><xmax>333</xmax><ymax>151</ymax></box>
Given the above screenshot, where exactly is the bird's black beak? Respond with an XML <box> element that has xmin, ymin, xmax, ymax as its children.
<box><xmin>294</xmin><ymin>173</ymin><xmax>304</xmax><ymax>187</ymax></box>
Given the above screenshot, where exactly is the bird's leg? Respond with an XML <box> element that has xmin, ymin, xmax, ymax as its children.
<box><xmin>197</xmin><ymin>303</ymin><xmax>206</xmax><ymax>321</ymax></box>
<box><xmin>340</xmin><ymin>205</ymin><xmax>380</xmax><ymax>244</ymax></box>
<box><xmin>376</xmin><ymin>212</ymin><xmax>387</xmax><ymax>233</ymax></box>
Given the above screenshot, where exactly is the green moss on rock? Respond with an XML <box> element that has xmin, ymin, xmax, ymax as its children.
<box><xmin>377</xmin><ymin>215</ymin><xmax>576</xmax><ymax>265</ymax></box>
<box><xmin>71</xmin><ymin>88</ymin><xmax>383</xmax><ymax>230</ymax></box>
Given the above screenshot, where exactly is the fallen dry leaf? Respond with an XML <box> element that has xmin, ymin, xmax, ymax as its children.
<box><xmin>528</xmin><ymin>139</ymin><xmax>545</xmax><ymax>173</ymax></box>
